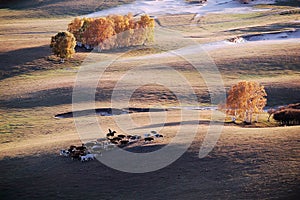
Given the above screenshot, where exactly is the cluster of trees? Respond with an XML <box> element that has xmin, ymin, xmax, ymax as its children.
<box><xmin>269</xmin><ymin>103</ymin><xmax>300</xmax><ymax>126</ymax></box>
<box><xmin>220</xmin><ymin>81</ymin><xmax>267</xmax><ymax>124</ymax></box>
<box><xmin>67</xmin><ymin>14</ymin><xmax>155</xmax><ymax>51</ymax></box>
<box><xmin>50</xmin><ymin>14</ymin><xmax>155</xmax><ymax>61</ymax></box>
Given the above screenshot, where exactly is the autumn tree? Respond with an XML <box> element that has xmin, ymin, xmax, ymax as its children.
<box><xmin>79</xmin><ymin>18</ymin><xmax>95</xmax><ymax>48</ymax></box>
<box><xmin>140</xmin><ymin>15</ymin><xmax>155</xmax><ymax>43</ymax></box>
<box><xmin>133</xmin><ymin>14</ymin><xmax>155</xmax><ymax>46</ymax></box>
<box><xmin>108</xmin><ymin>14</ymin><xmax>134</xmax><ymax>48</ymax></box>
<box><xmin>67</xmin><ymin>17</ymin><xmax>84</xmax><ymax>45</ymax></box>
<box><xmin>50</xmin><ymin>31</ymin><xmax>76</xmax><ymax>63</ymax></box>
<box><xmin>224</xmin><ymin>81</ymin><xmax>267</xmax><ymax>123</ymax></box>
<box><xmin>82</xmin><ymin>17</ymin><xmax>116</xmax><ymax>50</ymax></box>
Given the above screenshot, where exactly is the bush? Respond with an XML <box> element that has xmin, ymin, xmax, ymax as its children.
<box><xmin>272</xmin><ymin>103</ymin><xmax>300</xmax><ymax>125</ymax></box>
<box><xmin>50</xmin><ymin>31</ymin><xmax>76</xmax><ymax>62</ymax></box>
<box><xmin>273</xmin><ymin>109</ymin><xmax>300</xmax><ymax>125</ymax></box>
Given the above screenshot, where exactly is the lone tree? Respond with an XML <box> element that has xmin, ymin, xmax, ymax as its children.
<box><xmin>50</xmin><ymin>31</ymin><xmax>76</xmax><ymax>63</ymax></box>
<box><xmin>224</xmin><ymin>81</ymin><xmax>267</xmax><ymax>124</ymax></box>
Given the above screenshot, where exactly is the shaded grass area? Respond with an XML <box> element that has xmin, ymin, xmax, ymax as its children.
<box><xmin>0</xmin><ymin>47</ymin><xmax>83</xmax><ymax>80</ymax></box>
<box><xmin>209</xmin><ymin>41</ymin><xmax>300</xmax><ymax>77</ymax></box>
<box><xmin>0</xmin><ymin>0</ymin><xmax>134</xmax><ymax>18</ymax></box>
<box><xmin>0</xmin><ymin>83</ymin><xmax>206</xmax><ymax>109</ymax></box>
<box><xmin>0</xmin><ymin>130</ymin><xmax>299</xmax><ymax>200</ymax></box>
<box><xmin>202</xmin><ymin>13</ymin><xmax>300</xmax><ymax>34</ymax></box>
<box><xmin>216</xmin><ymin>55</ymin><xmax>300</xmax><ymax>78</ymax></box>
<box><xmin>224</xmin><ymin>22</ymin><xmax>300</xmax><ymax>35</ymax></box>
<box><xmin>0</xmin><ymin>45</ymin><xmax>55</xmax><ymax>79</ymax></box>
<box><xmin>275</xmin><ymin>0</ymin><xmax>300</xmax><ymax>7</ymax></box>
<box><xmin>171</xmin><ymin>9</ymin><xmax>300</xmax><ymax>42</ymax></box>
<box><xmin>265</xmin><ymin>87</ymin><xmax>300</xmax><ymax>107</ymax></box>
<box><xmin>0</xmin><ymin>152</ymin><xmax>254</xmax><ymax>199</ymax></box>
<box><xmin>0</xmin><ymin>87</ymin><xmax>74</xmax><ymax>109</ymax></box>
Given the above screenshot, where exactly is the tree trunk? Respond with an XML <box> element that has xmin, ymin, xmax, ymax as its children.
<box><xmin>255</xmin><ymin>114</ymin><xmax>259</xmax><ymax>123</ymax></box>
<box><xmin>244</xmin><ymin>111</ymin><xmax>248</xmax><ymax>123</ymax></box>
<box><xmin>244</xmin><ymin>111</ymin><xmax>252</xmax><ymax>124</ymax></box>
<box><xmin>233</xmin><ymin>109</ymin><xmax>237</xmax><ymax>121</ymax></box>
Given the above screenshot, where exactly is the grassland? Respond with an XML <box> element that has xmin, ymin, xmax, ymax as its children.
<box><xmin>0</xmin><ymin>1</ymin><xmax>299</xmax><ymax>200</ymax></box>
<box><xmin>0</xmin><ymin>0</ymin><xmax>134</xmax><ymax>18</ymax></box>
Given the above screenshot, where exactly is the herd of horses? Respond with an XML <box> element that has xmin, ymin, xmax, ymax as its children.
<box><xmin>59</xmin><ymin>129</ymin><xmax>164</xmax><ymax>162</ymax></box>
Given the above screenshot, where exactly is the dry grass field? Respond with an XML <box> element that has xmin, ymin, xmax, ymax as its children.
<box><xmin>0</xmin><ymin>1</ymin><xmax>300</xmax><ymax>199</ymax></box>
<box><xmin>0</xmin><ymin>0</ymin><xmax>134</xmax><ymax>18</ymax></box>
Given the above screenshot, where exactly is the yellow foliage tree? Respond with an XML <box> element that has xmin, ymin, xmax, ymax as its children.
<box><xmin>225</xmin><ymin>81</ymin><xmax>267</xmax><ymax>123</ymax></box>
<box><xmin>82</xmin><ymin>17</ymin><xmax>116</xmax><ymax>49</ymax></box>
<box><xmin>139</xmin><ymin>14</ymin><xmax>155</xmax><ymax>44</ymax></box>
<box><xmin>79</xmin><ymin>18</ymin><xmax>95</xmax><ymax>48</ymax></box>
<box><xmin>132</xmin><ymin>15</ymin><xmax>155</xmax><ymax>46</ymax></box>
<box><xmin>67</xmin><ymin>17</ymin><xmax>84</xmax><ymax>44</ymax></box>
<box><xmin>108</xmin><ymin>14</ymin><xmax>134</xmax><ymax>48</ymax></box>
<box><xmin>50</xmin><ymin>31</ymin><xmax>76</xmax><ymax>63</ymax></box>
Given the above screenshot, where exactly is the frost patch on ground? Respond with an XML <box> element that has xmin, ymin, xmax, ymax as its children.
<box><xmin>85</xmin><ymin>0</ymin><xmax>276</xmax><ymax>18</ymax></box>
<box><xmin>244</xmin><ymin>29</ymin><xmax>300</xmax><ymax>41</ymax></box>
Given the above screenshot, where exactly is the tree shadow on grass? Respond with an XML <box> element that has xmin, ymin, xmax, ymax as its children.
<box><xmin>265</xmin><ymin>87</ymin><xmax>300</xmax><ymax>107</ymax></box>
<box><xmin>134</xmin><ymin>120</ymin><xmax>224</xmax><ymax>130</ymax></box>
<box><xmin>0</xmin><ymin>86</ymin><xmax>114</xmax><ymax>109</ymax></box>
<box><xmin>0</xmin><ymin>85</ymin><xmax>173</xmax><ymax>109</ymax></box>
<box><xmin>225</xmin><ymin>23</ymin><xmax>300</xmax><ymax>35</ymax></box>
<box><xmin>0</xmin><ymin>144</ymin><xmax>299</xmax><ymax>200</ymax></box>
<box><xmin>0</xmin><ymin>0</ymin><xmax>66</xmax><ymax>10</ymax></box>
<box><xmin>0</xmin><ymin>150</ymin><xmax>233</xmax><ymax>200</ymax></box>
<box><xmin>275</xmin><ymin>0</ymin><xmax>300</xmax><ymax>7</ymax></box>
<box><xmin>55</xmin><ymin>107</ymin><xmax>167</xmax><ymax>118</ymax></box>
<box><xmin>0</xmin><ymin>45</ymin><xmax>52</xmax><ymax>80</ymax></box>
<box><xmin>0</xmin><ymin>85</ymin><xmax>119</xmax><ymax>109</ymax></box>
<box><xmin>0</xmin><ymin>87</ymin><xmax>74</xmax><ymax>109</ymax></box>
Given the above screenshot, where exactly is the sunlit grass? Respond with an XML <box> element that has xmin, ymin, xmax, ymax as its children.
<box><xmin>0</xmin><ymin>1</ymin><xmax>299</xmax><ymax>150</ymax></box>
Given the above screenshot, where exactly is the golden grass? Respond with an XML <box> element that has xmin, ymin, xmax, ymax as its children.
<box><xmin>0</xmin><ymin>7</ymin><xmax>299</xmax><ymax>199</ymax></box>
<box><xmin>158</xmin><ymin>10</ymin><xmax>300</xmax><ymax>43</ymax></box>
<box><xmin>0</xmin><ymin>17</ymin><xmax>70</xmax><ymax>52</ymax></box>
<box><xmin>0</xmin><ymin>3</ymin><xmax>300</xmax><ymax>159</ymax></box>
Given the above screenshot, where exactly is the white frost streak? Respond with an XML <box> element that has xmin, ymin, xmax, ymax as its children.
<box><xmin>85</xmin><ymin>0</ymin><xmax>276</xmax><ymax>18</ymax></box>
